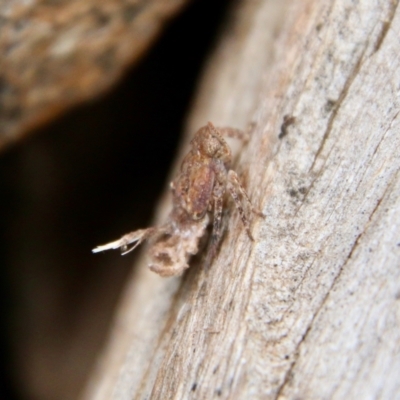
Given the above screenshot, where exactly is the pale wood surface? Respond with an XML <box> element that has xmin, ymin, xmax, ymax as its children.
<box><xmin>83</xmin><ymin>0</ymin><xmax>400</xmax><ymax>399</ymax></box>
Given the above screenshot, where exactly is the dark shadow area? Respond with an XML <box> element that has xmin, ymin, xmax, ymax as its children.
<box><xmin>0</xmin><ymin>0</ymin><xmax>233</xmax><ymax>398</ymax></box>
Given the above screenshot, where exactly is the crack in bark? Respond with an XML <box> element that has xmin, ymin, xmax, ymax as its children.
<box><xmin>308</xmin><ymin>0</ymin><xmax>399</xmax><ymax>175</ymax></box>
<box><xmin>295</xmin><ymin>4</ymin><xmax>399</xmax><ymax>214</ymax></box>
<box><xmin>309</xmin><ymin>49</ymin><xmax>366</xmax><ymax>172</ymax></box>
<box><xmin>372</xmin><ymin>109</ymin><xmax>400</xmax><ymax>159</ymax></box>
<box><xmin>273</xmin><ymin>228</ymin><xmax>362</xmax><ymax>399</ymax></box>
<box><xmin>373</xmin><ymin>0</ymin><xmax>399</xmax><ymax>53</ymax></box>
<box><xmin>310</xmin><ymin>0</ymin><xmax>399</xmax><ymax>173</ymax></box>
<box><xmin>274</xmin><ymin>168</ymin><xmax>398</xmax><ymax>399</ymax></box>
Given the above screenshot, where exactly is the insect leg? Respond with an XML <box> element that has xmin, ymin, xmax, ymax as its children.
<box><xmin>226</xmin><ymin>170</ymin><xmax>264</xmax><ymax>240</ymax></box>
<box><xmin>206</xmin><ymin>183</ymin><xmax>224</xmax><ymax>266</ymax></box>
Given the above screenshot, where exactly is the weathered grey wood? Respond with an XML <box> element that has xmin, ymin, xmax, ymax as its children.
<box><xmin>83</xmin><ymin>0</ymin><xmax>400</xmax><ymax>399</ymax></box>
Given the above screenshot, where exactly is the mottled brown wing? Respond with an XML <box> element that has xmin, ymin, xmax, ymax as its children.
<box><xmin>186</xmin><ymin>164</ymin><xmax>215</xmax><ymax>219</ymax></box>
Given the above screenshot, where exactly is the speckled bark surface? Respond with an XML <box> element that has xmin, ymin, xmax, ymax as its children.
<box><xmin>0</xmin><ymin>0</ymin><xmax>188</xmax><ymax>149</ymax></box>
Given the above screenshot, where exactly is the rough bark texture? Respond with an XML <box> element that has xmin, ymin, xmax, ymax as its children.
<box><xmin>0</xmin><ymin>0</ymin><xmax>189</xmax><ymax>150</ymax></box>
<box><xmin>83</xmin><ymin>0</ymin><xmax>400</xmax><ymax>399</ymax></box>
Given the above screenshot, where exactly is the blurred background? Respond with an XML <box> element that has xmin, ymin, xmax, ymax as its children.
<box><xmin>0</xmin><ymin>0</ymin><xmax>233</xmax><ymax>398</ymax></box>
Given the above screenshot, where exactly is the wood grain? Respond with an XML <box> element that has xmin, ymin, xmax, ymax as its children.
<box><xmin>83</xmin><ymin>0</ymin><xmax>400</xmax><ymax>398</ymax></box>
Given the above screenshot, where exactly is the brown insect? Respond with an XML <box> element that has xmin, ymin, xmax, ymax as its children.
<box><xmin>93</xmin><ymin>122</ymin><xmax>263</xmax><ymax>277</ymax></box>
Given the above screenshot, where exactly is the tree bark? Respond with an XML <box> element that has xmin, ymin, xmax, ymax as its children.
<box><xmin>0</xmin><ymin>0</ymin><xmax>189</xmax><ymax>150</ymax></box>
<box><xmin>83</xmin><ymin>0</ymin><xmax>400</xmax><ymax>399</ymax></box>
